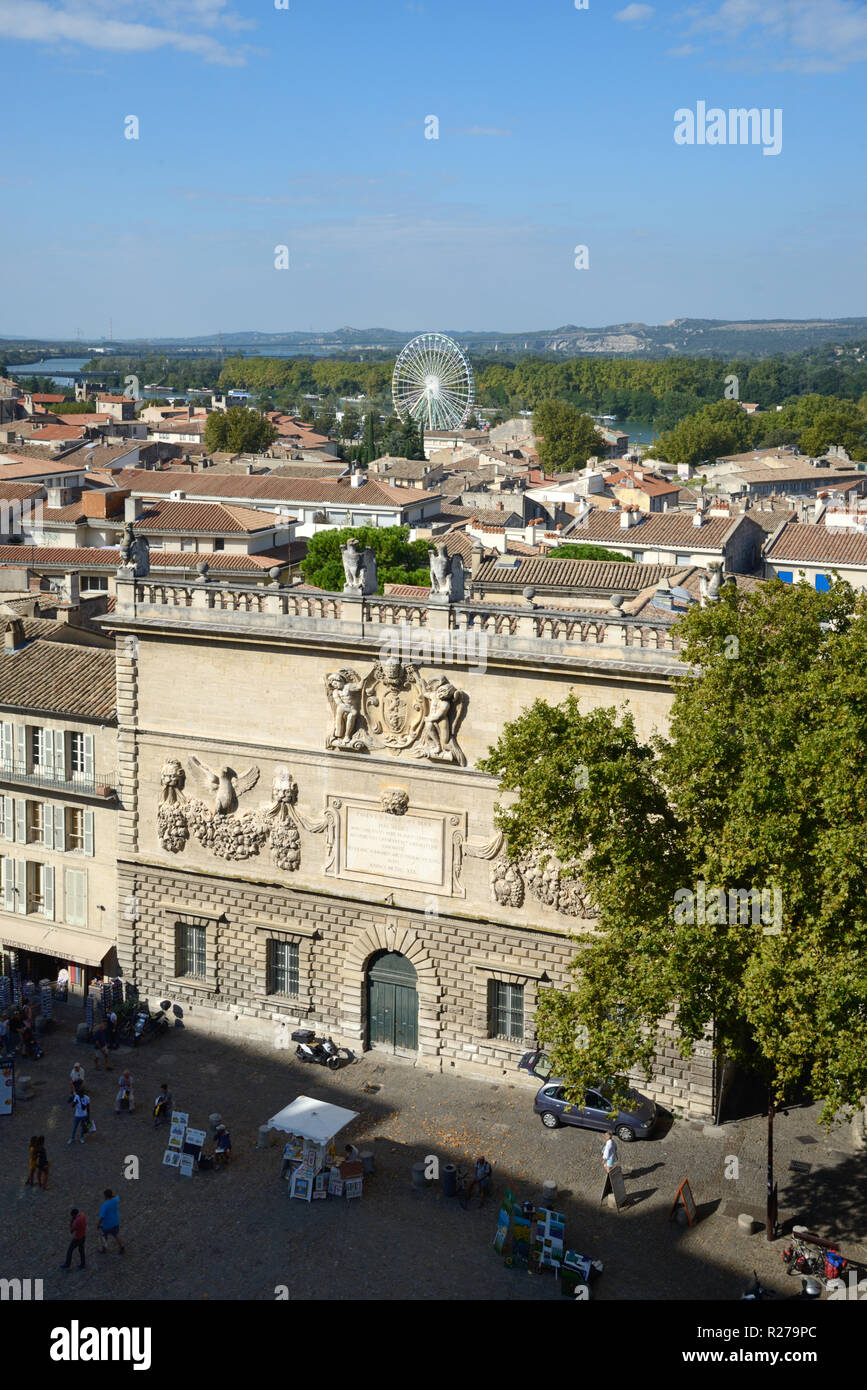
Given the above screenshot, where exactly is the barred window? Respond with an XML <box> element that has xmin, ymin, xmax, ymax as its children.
<box><xmin>176</xmin><ymin>922</ymin><xmax>207</xmax><ymax>979</ymax></box>
<box><xmin>488</xmin><ymin>979</ymin><xmax>524</xmax><ymax>1042</ymax></box>
<box><xmin>268</xmin><ymin>939</ymin><xmax>299</xmax><ymax>997</ymax></box>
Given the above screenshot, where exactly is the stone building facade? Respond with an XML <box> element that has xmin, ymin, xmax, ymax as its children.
<box><xmin>106</xmin><ymin>576</ymin><xmax>717</xmax><ymax>1117</ymax></box>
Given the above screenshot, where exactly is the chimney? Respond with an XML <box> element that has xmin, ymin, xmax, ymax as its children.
<box><xmin>470</xmin><ymin>542</ymin><xmax>486</xmax><ymax>578</ymax></box>
<box><xmin>692</xmin><ymin>508</ymin><xmax>704</xmax><ymax>527</ymax></box>
<box><xmin>3</xmin><ymin>618</ymin><xmax>25</xmax><ymax>652</ymax></box>
<box><xmin>124</xmin><ymin>496</ymin><xmax>143</xmax><ymax>522</ymax></box>
<box><xmin>350</xmin><ymin>465</ymin><xmax>365</xmax><ymax>488</ymax></box>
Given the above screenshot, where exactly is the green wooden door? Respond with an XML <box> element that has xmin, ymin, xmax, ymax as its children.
<box><xmin>367</xmin><ymin>952</ymin><xmax>418</xmax><ymax>1052</ymax></box>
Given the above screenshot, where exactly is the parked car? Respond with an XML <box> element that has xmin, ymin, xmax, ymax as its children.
<box><xmin>533</xmin><ymin>1080</ymin><xmax>657</xmax><ymax>1141</ymax></box>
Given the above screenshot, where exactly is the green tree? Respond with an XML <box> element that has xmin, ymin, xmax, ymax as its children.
<box><xmin>654</xmin><ymin>400</ymin><xmax>759</xmax><ymax>467</ymax></box>
<box><xmin>533</xmin><ymin>400</ymin><xmax>607</xmax><ymax>472</ymax></box>
<box><xmin>340</xmin><ymin>406</ymin><xmax>361</xmax><ymax>441</ymax></box>
<box><xmin>480</xmin><ymin>577</ymin><xmax>867</xmax><ymax>1131</ymax></box>
<box><xmin>301</xmin><ymin>525</ymin><xmax>431</xmax><ymax>593</ymax></box>
<box><xmin>545</xmin><ymin>544</ymin><xmax>635</xmax><ymax>563</ymax></box>
<box><xmin>203</xmin><ymin>407</ymin><xmax>278</xmax><ymax>455</ymax></box>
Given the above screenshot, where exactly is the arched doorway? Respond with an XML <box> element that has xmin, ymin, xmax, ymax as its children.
<box><xmin>367</xmin><ymin>951</ymin><xmax>418</xmax><ymax>1054</ymax></box>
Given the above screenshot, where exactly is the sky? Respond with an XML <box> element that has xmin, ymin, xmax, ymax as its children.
<box><xmin>1</xmin><ymin>0</ymin><xmax>866</xmax><ymax>338</ymax></box>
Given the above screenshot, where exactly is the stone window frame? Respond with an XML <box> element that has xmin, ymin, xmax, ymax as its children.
<box><xmin>162</xmin><ymin>903</ymin><xmax>222</xmax><ymax>996</ymax></box>
<box><xmin>252</xmin><ymin>920</ymin><xmax>317</xmax><ymax>1016</ymax></box>
<box><xmin>471</xmin><ymin>960</ymin><xmax>546</xmax><ymax>1052</ymax></box>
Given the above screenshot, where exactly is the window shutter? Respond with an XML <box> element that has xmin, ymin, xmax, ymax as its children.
<box><xmin>1</xmin><ymin>722</ymin><xmax>12</xmax><ymax>766</ymax></box>
<box><xmin>41</xmin><ymin>728</ymin><xmax>54</xmax><ymax>771</ymax></box>
<box><xmin>16</xmin><ymin>725</ymin><xmax>26</xmax><ymax>772</ymax></box>
<box><xmin>43</xmin><ymin>865</ymin><xmax>54</xmax><ymax>921</ymax></box>
<box><xmin>1</xmin><ymin>858</ymin><xmax>13</xmax><ymax>911</ymax></box>
<box><xmin>15</xmin><ymin>859</ymin><xmax>26</xmax><ymax>913</ymax></box>
<box><xmin>83</xmin><ymin>734</ymin><xmax>95</xmax><ymax>779</ymax></box>
<box><xmin>83</xmin><ymin>810</ymin><xmax>94</xmax><ymax>857</ymax></box>
<box><xmin>1</xmin><ymin>797</ymin><xmax>11</xmax><ymax>841</ymax></box>
<box><xmin>54</xmin><ymin>730</ymin><xmax>66</xmax><ymax>779</ymax></box>
<box><xmin>42</xmin><ymin>802</ymin><xmax>54</xmax><ymax>849</ymax></box>
<box><xmin>54</xmin><ymin>806</ymin><xmax>65</xmax><ymax>851</ymax></box>
<box><xmin>14</xmin><ymin>799</ymin><xmax>26</xmax><ymax>843</ymax></box>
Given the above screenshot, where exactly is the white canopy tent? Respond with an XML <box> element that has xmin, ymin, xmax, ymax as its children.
<box><xmin>266</xmin><ymin>1095</ymin><xmax>359</xmax><ymax>1145</ymax></box>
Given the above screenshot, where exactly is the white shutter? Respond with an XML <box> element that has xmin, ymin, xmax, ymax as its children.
<box><xmin>15</xmin><ymin>726</ymin><xmax>26</xmax><ymax>772</ymax></box>
<box><xmin>54</xmin><ymin>806</ymin><xmax>65</xmax><ymax>852</ymax></box>
<box><xmin>83</xmin><ymin>810</ymin><xmax>94</xmax><ymax>857</ymax></box>
<box><xmin>1</xmin><ymin>797</ymin><xmax>11</xmax><ymax>842</ymax></box>
<box><xmin>1</xmin><ymin>722</ymin><xmax>12</xmax><ymax>766</ymax></box>
<box><xmin>1</xmin><ymin>858</ymin><xmax>13</xmax><ymax>911</ymax></box>
<box><xmin>65</xmin><ymin>869</ymin><xmax>86</xmax><ymax>927</ymax></box>
<box><xmin>15</xmin><ymin>859</ymin><xmax>26</xmax><ymax>913</ymax></box>
<box><xmin>41</xmin><ymin>727</ymin><xmax>54</xmax><ymax>772</ymax></box>
<box><xmin>54</xmin><ymin>730</ymin><xmax>66</xmax><ymax>779</ymax></box>
<box><xmin>43</xmin><ymin>864</ymin><xmax>54</xmax><ymax>921</ymax></box>
<box><xmin>83</xmin><ymin>734</ymin><xmax>95</xmax><ymax>780</ymax></box>
<box><xmin>14</xmin><ymin>799</ymin><xmax>26</xmax><ymax>843</ymax></box>
<box><xmin>42</xmin><ymin>802</ymin><xmax>54</xmax><ymax>849</ymax></box>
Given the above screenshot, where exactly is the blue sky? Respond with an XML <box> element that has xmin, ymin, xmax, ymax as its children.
<box><xmin>1</xmin><ymin>0</ymin><xmax>866</xmax><ymax>337</ymax></box>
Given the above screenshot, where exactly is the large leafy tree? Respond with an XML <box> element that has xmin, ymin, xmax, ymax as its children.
<box><xmin>203</xmin><ymin>406</ymin><xmax>277</xmax><ymax>455</ymax></box>
<box><xmin>654</xmin><ymin>399</ymin><xmax>759</xmax><ymax>466</ymax></box>
<box><xmin>545</xmin><ymin>544</ymin><xmax>635</xmax><ymax>563</ymax></box>
<box><xmin>533</xmin><ymin>400</ymin><xmax>607</xmax><ymax>472</ymax></box>
<box><xmin>300</xmin><ymin>525</ymin><xmax>431</xmax><ymax>593</ymax></box>
<box><xmin>480</xmin><ymin>577</ymin><xmax>867</xmax><ymax>1129</ymax></box>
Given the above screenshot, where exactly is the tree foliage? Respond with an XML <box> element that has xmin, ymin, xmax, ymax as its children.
<box><xmin>480</xmin><ymin>578</ymin><xmax>867</xmax><ymax>1125</ymax></box>
<box><xmin>533</xmin><ymin>400</ymin><xmax>607</xmax><ymax>472</ymax></box>
<box><xmin>203</xmin><ymin>406</ymin><xmax>278</xmax><ymax>455</ymax></box>
<box><xmin>300</xmin><ymin>525</ymin><xmax>431</xmax><ymax>593</ymax></box>
<box><xmin>545</xmin><ymin>544</ymin><xmax>635</xmax><ymax>563</ymax></box>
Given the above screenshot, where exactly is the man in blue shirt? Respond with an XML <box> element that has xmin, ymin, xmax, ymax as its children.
<box><xmin>97</xmin><ymin>1188</ymin><xmax>125</xmax><ymax>1254</ymax></box>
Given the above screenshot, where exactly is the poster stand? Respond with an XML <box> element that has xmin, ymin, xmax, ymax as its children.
<box><xmin>670</xmin><ymin>1177</ymin><xmax>698</xmax><ymax>1226</ymax></box>
<box><xmin>0</xmin><ymin>1057</ymin><xmax>13</xmax><ymax>1117</ymax></box>
<box><xmin>601</xmin><ymin>1164</ymin><xmax>629</xmax><ymax>1210</ymax></box>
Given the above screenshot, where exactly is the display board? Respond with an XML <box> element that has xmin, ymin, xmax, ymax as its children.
<box><xmin>0</xmin><ymin>1058</ymin><xmax>13</xmax><ymax>1117</ymax></box>
<box><xmin>0</xmin><ymin>977</ymin><xmax>10</xmax><ymax>1011</ymax></box>
<box><xmin>40</xmin><ymin>982</ymin><xmax>52</xmax><ymax>1022</ymax></box>
<box><xmin>168</xmin><ymin>1123</ymin><xmax>186</xmax><ymax>1151</ymax></box>
<box><xmin>162</xmin><ymin>1150</ymin><xmax>180</xmax><ymax>1168</ymax></box>
<box><xmin>670</xmin><ymin>1177</ymin><xmax>698</xmax><ymax>1226</ymax></box>
<box><xmin>601</xmin><ymin>1164</ymin><xmax>628</xmax><ymax>1210</ymax></box>
<box><xmin>179</xmin><ymin>1154</ymin><xmax>195</xmax><ymax>1178</ymax></box>
<box><xmin>85</xmin><ymin>995</ymin><xmax>94</xmax><ymax>1029</ymax></box>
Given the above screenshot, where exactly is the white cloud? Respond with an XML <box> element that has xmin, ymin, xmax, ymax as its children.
<box><xmin>454</xmin><ymin>126</ymin><xmax>513</xmax><ymax>137</ymax></box>
<box><xmin>615</xmin><ymin>4</ymin><xmax>655</xmax><ymax>22</ymax></box>
<box><xmin>667</xmin><ymin>43</ymin><xmax>699</xmax><ymax>58</ymax></box>
<box><xmin>685</xmin><ymin>0</ymin><xmax>867</xmax><ymax>73</ymax></box>
<box><xmin>0</xmin><ymin>0</ymin><xmax>250</xmax><ymax>66</ymax></box>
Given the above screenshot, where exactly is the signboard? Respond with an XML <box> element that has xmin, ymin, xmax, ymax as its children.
<box><xmin>85</xmin><ymin>996</ymin><xmax>94</xmax><ymax>1029</ymax></box>
<box><xmin>168</xmin><ymin>1123</ymin><xmax>187</xmax><ymax>1151</ymax></box>
<box><xmin>171</xmin><ymin>1111</ymin><xmax>189</xmax><ymax>1128</ymax></box>
<box><xmin>0</xmin><ymin>1059</ymin><xmax>13</xmax><ymax>1117</ymax></box>
<box><xmin>601</xmin><ymin>1164</ymin><xmax>628</xmax><ymax>1211</ymax></box>
<box><xmin>344</xmin><ymin>807</ymin><xmax>445</xmax><ymax>889</ymax></box>
<box><xmin>0</xmin><ymin>978</ymin><xmax>11</xmax><ymax>1011</ymax></box>
<box><xmin>184</xmin><ymin>1128</ymin><xmax>206</xmax><ymax>1149</ymax></box>
<box><xmin>40</xmin><ymin>983</ymin><xmax>53</xmax><ymax>1022</ymax></box>
<box><xmin>179</xmin><ymin>1154</ymin><xmax>195</xmax><ymax>1178</ymax></box>
<box><xmin>670</xmin><ymin>1177</ymin><xmax>698</xmax><ymax>1226</ymax></box>
<box><xmin>162</xmin><ymin>1149</ymin><xmax>180</xmax><ymax>1168</ymax></box>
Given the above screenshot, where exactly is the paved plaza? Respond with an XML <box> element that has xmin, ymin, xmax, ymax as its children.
<box><xmin>1</xmin><ymin>1004</ymin><xmax>864</xmax><ymax>1302</ymax></box>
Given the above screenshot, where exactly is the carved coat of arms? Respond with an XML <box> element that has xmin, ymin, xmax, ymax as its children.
<box><xmin>324</xmin><ymin>658</ymin><xmax>467</xmax><ymax>765</ymax></box>
<box><xmin>362</xmin><ymin>659</ymin><xmax>426</xmax><ymax>752</ymax></box>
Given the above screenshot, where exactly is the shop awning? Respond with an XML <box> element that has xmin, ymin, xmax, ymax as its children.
<box><xmin>0</xmin><ymin>921</ymin><xmax>114</xmax><ymax>967</ymax></box>
<box><xmin>266</xmin><ymin>1096</ymin><xmax>359</xmax><ymax>1144</ymax></box>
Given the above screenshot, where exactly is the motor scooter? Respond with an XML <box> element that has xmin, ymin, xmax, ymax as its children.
<box><xmin>292</xmin><ymin>1029</ymin><xmax>344</xmax><ymax>1070</ymax></box>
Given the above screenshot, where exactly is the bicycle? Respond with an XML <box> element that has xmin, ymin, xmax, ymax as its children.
<box><xmin>782</xmin><ymin>1239</ymin><xmax>846</xmax><ymax>1284</ymax></box>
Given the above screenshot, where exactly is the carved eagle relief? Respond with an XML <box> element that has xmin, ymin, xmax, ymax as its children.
<box><xmin>186</xmin><ymin>756</ymin><xmax>260</xmax><ymax>815</ymax></box>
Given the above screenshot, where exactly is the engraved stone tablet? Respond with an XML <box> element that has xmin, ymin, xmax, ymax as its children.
<box><xmin>344</xmin><ymin>806</ymin><xmax>444</xmax><ymax>887</ymax></box>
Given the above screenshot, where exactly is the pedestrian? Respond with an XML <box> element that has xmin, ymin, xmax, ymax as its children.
<box><xmin>25</xmin><ymin>1135</ymin><xmax>38</xmax><ymax>1186</ymax></box>
<box><xmin>344</xmin><ymin>1142</ymin><xmax>360</xmax><ymax>1162</ymax></box>
<box><xmin>601</xmin><ymin>1131</ymin><xmax>618</xmax><ymax>1173</ymax></box>
<box><xmin>60</xmin><ymin>1207</ymin><xmax>86</xmax><ymax>1270</ymax></box>
<box><xmin>69</xmin><ymin>1061</ymin><xmax>86</xmax><ymax>1098</ymax></box>
<box><xmin>108</xmin><ymin>1009</ymin><xmax>119</xmax><ymax>1049</ymax></box>
<box><xmin>466</xmin><ymin>1155</ymin><xmax>493</xmax><ymax>1207</ymax></box>
<box><xmin>36</xmin><ymin>1136</ymin><xmax>50</xmax><ymax>1190</ymax></box>
<box><xmin>56</xmin><ymin>967</ymin><xmax>69</xmax><ymax>1000</ymax></box>
<box><xmin>97</xmin><ymin>1189</ymin><xmax>125</xmax><ymax>1255</ymax></box>
<box><xmin>153</xmin><ymin>1083</ymin><xmax>172</xmax><ymax>1128</ymax></box>
<box><xmin>93</xmin><ymin>1023</ymin><xmax>111</xmax><ymax>1070</ymax></box>
<box><xmin>68</xmin><ymin>1090</ymin><xmax>92</xmax><ymax>1144</ymax></box>
<box><xmin>214</xmin><ymin>1124</ymin><xmax>231</xmax><ymax>1166</ymax></box>
<box><xmin>115</xmin><ymin>1068</ymin><xmax>135</xmax><ymax>1113</ymax></box>
<box><xmin>0</xmin><ymin>1014</ymin><xmax>10</xmax><ymax>1057</ymax></box>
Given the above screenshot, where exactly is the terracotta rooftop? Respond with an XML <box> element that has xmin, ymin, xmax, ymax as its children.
<box><xmin>0</xmin><ymin>458</ymin><xmax>88</xmax><ymax>480</ymax></box>
<box><xmin>0</xmin><ymin>638</ymin><xmax>115</xmax><ymax>719</ymax></box>
<box><xmin>0</xmin><ymin>545</ymin><xmax>285</xmax><ymax>573</ymax></box>
<box><xmin>571</xmin><ymin>510</ymin><xmax>744</xmax><ymax>548</ymax></box>
<box><xmin>115</xmin><ymin>469</ymin><xmax>434</xmax><ymax>507</ymax></box>
<box><xmin>765</xmin><ymin>521</ymin><xmax>867</xmax><ymax>567</ymax></box>
<box><xmin>473</xmin><ymin>555</ymin><xmax>683</xmax><ymax>592</ymax></box>
<box><xmin>43</xmin><ymin>499</ymin><xmax>289</xmax><ymax>534</ymax></box>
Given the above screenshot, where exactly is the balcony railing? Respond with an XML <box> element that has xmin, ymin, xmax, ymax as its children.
<box><xmin>0</xmin><ymin>763</ymin><xmax>116</xmax><ymax>797</ymax></box>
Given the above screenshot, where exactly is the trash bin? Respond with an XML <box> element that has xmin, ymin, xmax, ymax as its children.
<box><xmin>442</xmin><ymin>1163</ymin><xmax>457</xmax><ymax>1198</ymax></box>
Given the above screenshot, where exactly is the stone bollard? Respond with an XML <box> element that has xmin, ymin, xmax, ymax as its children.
<box><xmin>738</xmin><ymin>1214</ymin><xmax>759</xmax><ymax>1235</ymax></box>
<box><xmin>76</xmin><ymin>1023</ymin><xmax>90</xmax><ymax>1045</ymax></box>
<box><xmin>256</xmin><ymin>1125</ymin><xmax>273</xmax><ymax>1150</ymax></box>
<box><xmin>541</xmin><ymin>1180</ymin><xmax>557</xmax><ymax>1206</ymax></box>
<box><xmin>411</xmin><ymin>1160</ymin><xmax>427</xmax><ymax>1190</ymax></box>
<box><xmin>209</xmin><ymin>1113</ymin><xmax>222</xmax><ymax>1130</ymax></box>
<box><xmin>15</xmin><ymin>1074</ymin><xmax>35</xmax><ymax>1101</ymax></box>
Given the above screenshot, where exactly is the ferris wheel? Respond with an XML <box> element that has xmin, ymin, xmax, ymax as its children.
<box><xmin>392</xmin><ymin>332</ymin><xmax>475</xmax><ymax>432</ymax></box>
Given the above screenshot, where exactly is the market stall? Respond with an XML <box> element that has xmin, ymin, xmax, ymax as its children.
<box><xmin>266</xmin><ymin>1096</ymin><xmax>361</xmax><ymax>1202</ymax></box>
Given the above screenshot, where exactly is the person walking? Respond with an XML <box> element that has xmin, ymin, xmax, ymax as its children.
<box><xmin>601</xmin><ymin>1131</ymin><xmax>618</xmax><ymax>1174</ymax></box>
<box><xmin>153</xmin><ymin>1083</ymin><xmax>172</xmax><ymax>1129</ymax></box>
<box><xmin>69</xmin><ymin>1061</ymin><xmax>86</xmax><ymax>1098</ymax></box>
<box><xmin>115</xmin><ymin>1068</ymin><xmax>135</xmax><ymax>1113</ymax></box>
<box><xmin>214</xmin><ymin>1124</ymin><xmax>231</xmax><ymax>1166</ymax></box>
<box><xmin>25</xmin><ymin>1135</ymin><xmax>39</xmax><ymax>1186</ymax></box>
<box><xmin>68</xmin><ymin>1090</ymin><xmax>92</xmax><ymax>1144</ymax></box>
<box><xmin>92</xmin><ymin>1023</ymin><xmax>112</xmax><ymax>1071</ymax></box>
<box><xmin>97</xmin><ymin>1189</ymin><xmax>125</xmax><ymax>1255</ymax></box>
<box><xmin>0</xmin><ymin>1014</ymin><xmax>10</xmax><ymax>1057</ymax></box>
<box><xmin>61</xmin><ymin>1208</ymin><xmax>87</xmax><ymax>1270</ymax></box>
<box><xmin>36</xmin><ymin>1136</ymin><xmax>50</xmax><ymax>1190</ymax></box>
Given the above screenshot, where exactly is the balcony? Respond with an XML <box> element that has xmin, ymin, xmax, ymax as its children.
<box><xmin>0</xmin><ymin>762</ymin><xmax>116</xmax><ymax>799</ymax></box>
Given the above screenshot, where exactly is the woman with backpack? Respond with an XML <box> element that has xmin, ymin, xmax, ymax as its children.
<box><xmin>68</xmin><ymin>1090</ymin><xmax>93</xmax><ymax>1144</ymax></box>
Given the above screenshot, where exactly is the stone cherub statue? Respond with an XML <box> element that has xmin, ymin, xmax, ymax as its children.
<box><xmin>341</xmin><ymin>536</ymin><xmax>377</xmax><ymax>595</ymax></box>
<box><xmin>428</xmin><ymin>540</ymin><xmax>464</xmax><ymax>603</ymax></box>
<box><xmin>324</xmin><ymin>668</ymin><xmax>364</xmax><ymax>748</ymax></box>
<box><xmin>417</xmin><ymin>673</ymin><xmax>467</xmax><ymax>766</ymax></box>
<box><xmin>119</xmin><ymin>520</ymin><xmax>150</xmax><ymax>578</ymax></box>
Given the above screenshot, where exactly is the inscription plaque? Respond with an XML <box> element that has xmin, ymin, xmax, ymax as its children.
<box><xmin>344</xmin><ymin>807</ymin><xmax>444</xmax><ymax>887</ymax></box>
